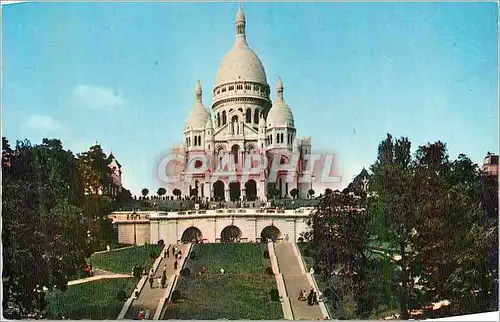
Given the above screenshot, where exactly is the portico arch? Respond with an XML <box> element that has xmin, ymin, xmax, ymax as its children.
<box><xmin>260</xmin><ymin>225</ymin><xmax>281</xmax><ymax>242</ymax></box>
<box><xmin>220</xmin><ymin>225</ymin><xmax>242</xmax><ymax>243</ymax></box>
<box><xmin>245</xmin><ymin>179</ymin><xmax>257</xmax><ymax>201</ymax></box>
<box><xmin>229</xmin><ymin>181</ymin><xmax>241</xmax><ymax>201</ymax></box>
<box><xmin>181</xmin><ymin>227</ymin><xmax>203</xmax><ymax>243</ymax></box>
<box><xmin>213</xmin><ymin>180</ymin><xmax>225</xmax><ymax>201</ymax></box>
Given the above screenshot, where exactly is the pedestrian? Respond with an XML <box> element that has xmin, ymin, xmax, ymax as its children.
<box><xmin>144</xmin><ymin>308</ymin><xmax>151</xmax><ymax>320</ymax></box>
<box><xmin>312</xmin><ymin>291</ymin><xmax>318</xmax><ymax>305</ymax></box>
<box><xmin>172</xmin><ymin>246</ymin><xmax>176</xmax><ymax>257</ymax></box>
<box><xmin>220</xmin><ymin>267</ymin><xmax>225</xmax><ymax>274</ymax></box>
<box><xmin>164</xmin><ymin>249</ymin><xmax>167</xmax><ymax>258</ymax></box>
<box><xmin>157</xmin><ymin>276</ymin><xmax>162</xmax><ymax>288</ymax></box>
<box><xmin>174</xmin><ymin>260</ymin><xmax>178</xmax><ymax>270</ymax></box>
<box><xmin>138</xmin><ymin>308</ymin><xmax>145</xmax><ymax>320</ymax></box>
<box><xmin>161</xmin><ymin>273</ymin><xmax>166</xmax><ymax>289</ymax></box>
<box><xmin>307</xmin><ymin>289</ymin><xmax>314</xmax><ymax>305</ymax></box>
<box><xmin>148</xmin><ymin>274</ymin><xmax>154</xmax><ymax>289</ymax></box>
<box><xmin>163</xmin><ymin>265</ymin><xmax>167</xmax><ymax>275</ymax></box>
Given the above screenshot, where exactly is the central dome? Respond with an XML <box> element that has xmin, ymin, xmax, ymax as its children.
<box><xmin>216</xmin><ymin>46</ymin><xmax>267</xmax><ymax>85</ymax></box>
<box><xmin>215</xmin><ymin>6</ymin><xmax>267</xmax><ymax>86</ymax></box>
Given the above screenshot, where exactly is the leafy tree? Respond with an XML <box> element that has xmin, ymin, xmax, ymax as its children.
<box><xmin>173</xmin><ymin>188</ymin><xmax>182</xmax><ymax>199</ymax></box>
<box><xmin>157</xmin><ymin>187</ymin><xmax>167</xmax><ymax>197</ymax></box>
<box><xmin>141</xmin><ymin>188</ymin><xmax>149</xmax><ymax>198</ymax></box>
<box><xmin>308</xmin><ymin>189</ymin><xmax>315</xmax><ymax>198</ymax></box>
<box><xmin>2</xmin><ymin>138</ymin><xmax>88</xmax><ymax>318</ymax></box>
<box><xmin>290</xmin><ymin>188</ymin><xmax>299</xmax><ymax>199</ymax></box>
<box><xmin>324</xmin><ymin>188</ymin><xmax>333</xmax><ymax>196</ymax></box>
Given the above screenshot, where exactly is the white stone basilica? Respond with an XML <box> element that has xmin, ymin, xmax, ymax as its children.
<box><xmin>168</xmin><ymin>7</ymin><xmax>313</xmax><ymax>202</ymax></box>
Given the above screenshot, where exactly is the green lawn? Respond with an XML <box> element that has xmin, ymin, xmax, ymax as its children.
<box><xmin>186</xmin><ymin>243</ymin><xmax>271</xmax><ymax>274</ymax></box>
<box><xmin>162</xmin><ymin>243</ymin><xmax>283</xmax><ymax>320</ymax></box>
<box><xmin>90</xmin><ymin>244</ymin><xmax>162</xmax><ymax>274</ymax></box>
<box><xmin>46</xmin><ymin>278</ymin><xmax>137</xmax><ymax>320</ymax></box>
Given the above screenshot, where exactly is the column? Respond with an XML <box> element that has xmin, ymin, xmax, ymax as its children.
<box><xmin>225</xmin><ymin>188</ymin><xmax>230</xmax><ymax>202</ymax></box>
<box><xmin>241</xmin><ymin>188</ymin><xmax>246</xmax><ymax>200</ymax></box>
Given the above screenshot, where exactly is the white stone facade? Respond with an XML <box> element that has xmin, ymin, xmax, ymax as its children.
<box><xmin>110</xmin><ymin>208</ymin><xmax>312</xmax><ymax>245</ymax></box>
<box><xmin>168</xmin><ymin>7</ymin><xmax>313</xmax><ymax>201</ymax></box>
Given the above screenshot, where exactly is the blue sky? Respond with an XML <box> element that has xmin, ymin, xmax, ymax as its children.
<box><xmin>3</xmin><ymin>1</ymin><xmax>498</xmax><ymax>196</ymax></box>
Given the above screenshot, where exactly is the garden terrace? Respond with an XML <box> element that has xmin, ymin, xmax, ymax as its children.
<box><xmin>46</xmin><ymin>278</ymin><xmax>137</xmax><ymax>320</ymax></box>
<box><xmin>162</xmin><ymin>243</ymin><xmax>283</xmax><ymax>320</ymax></box>
<box><xmin>90</xmin><ymin>244</ymin><xmax>162</xmax><ymax>274</ymax></box>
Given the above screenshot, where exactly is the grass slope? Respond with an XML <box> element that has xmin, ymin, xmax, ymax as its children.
<box><xmin>90</xmin><ymin>244</ymin><xmax>161</xmax><ymax>274</ymax></box>
<box><xmin>163</xmin><ymin>243</ymin><xmax>283</xmax><ymax>320</ymax></box>
<box><xmin>46</xmin><ymin>278</ymin><xmax>137</xmax><ymax>320</ymax></box>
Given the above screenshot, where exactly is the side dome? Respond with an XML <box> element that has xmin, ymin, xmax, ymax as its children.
<box><xmin>185</xmin><ymin>81</ymin><xmax>209</xmax><ymax>129</ymax></box>
<box><xmin>204</xmin><ymin>116</ymin><xmax>213</xmax><ymax>129</ymax></box>
<box><xmin>216</xmin><ymin>46</ymin><xmax>267</xmax><ymax>85</ymax></box>
<box><xmin>266</xmin><ymin>77</ymin><xmax>294</xmax><ymax>127</ymax></box>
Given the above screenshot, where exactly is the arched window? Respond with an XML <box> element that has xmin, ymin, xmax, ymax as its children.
<box><xmin>254</xmin><ymin>109</ymin><xmax>259</xmax><ymax>123</ymax></box>
<box><xmin>198</xmin><ymin>135</ymin><xmax>202</xmax><ymax>146</ymax></box>
<box><xmin>281</xmin><ymin>133</ymin><xmax>284</xmax><ymax>144</ymax></box>
<box><xmin>276</xmin><ymin>133</ymin><xmax>280</xmax><ymax>144</ymax></box>
<box><xmin>245</xmin><ymin>84</ymin><xmax>251</xmax><ymax>90</ymax></box>
<box><xmin>217</xmin><ymin>113</ymin><xmax>221</xmax><ymax>127</ymax></box>
<box><xmin>229</xmin><ymin>85</ymin><xmax>234</xmax><ymax>91</ymax></box>
<box><xmin>231</xmin><ymin>145</ymin><xmax>239</xmax><ymax>164</ymax></box>
<box><xmin>246</xmin><ymin>109</ymin><xmax>252</xmax><ymax>123</ymax></box>
<box><xmin>232</xmin><ymin>115</ymin><xmax>238</xmax><ymax>123</ymax></box>
<box><xmin>222</xmin><ymin>111</ymin><xmax>227</xmax><ymax>125</ymax></box>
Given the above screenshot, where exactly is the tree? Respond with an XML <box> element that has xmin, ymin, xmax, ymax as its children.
<box><xmin>290</xmin><ymin>188</ymin><xmax>299</xmax><ymax>199</ymax></box>
<box><xmin>2</xmin><ymin>138</ymin><xmax>88</xmax><ymax>318</ymax></box>
<box><xmin>141</xmin><ymin>188</ymin><xmax>149</xmax><ymax>198</ymax></box>
<box><xmin>308</xmin><ymin>189</ymin><xmax>315</xmax><ymax>199</ymax></box>
<box><xmin>324</xmin><ymin>188</ymin><xmax>333</xmax><ymax>196</ymax></box>
<box><xmin>370</xmin><ymin>134</ymin><xmax>415</xmax><ymax>319</ymax></box>
<box><xmin>157</xmin><ymin>187</ymin><xmax>167</xmax><ymax>197</ymax></box>
<box><xmin>173</xmin><ymin>189</ymin><xmax>182</xmax><ymax>199</ymax></box>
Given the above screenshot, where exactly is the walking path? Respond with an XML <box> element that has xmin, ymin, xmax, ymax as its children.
<box><xmin>67</xmin><ymin>268</ymin><xmax>133</xmax><ymax>286</ymax></box>
<box><xmin>274</xmin><ymin>243</ymin><xmax>324</xmax><ymax>320</ymax></box>
<box><xmin>124</xmin><ymin>244</ymin><xmax>190</xmax><ymax>320</ymax></box>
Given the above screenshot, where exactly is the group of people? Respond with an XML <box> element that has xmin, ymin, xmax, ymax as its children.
<box><xmin>298</xmin><ymin>287</ymin><xmax>318</xmax><ymax>306</ymax></box>
<box><xmin>148</xmin><ymin>265</ymin><xmax>168</xmax><ymax>289</ymax></box>
<box><xmin>165</xmin><ymin>246</ymin><xmax>182</xmax><ymax>270</ymax></box>
<box><xmin>136</xmin><ymin>308</ymin><xmax>151</xmax><ymax>320</ymax></box>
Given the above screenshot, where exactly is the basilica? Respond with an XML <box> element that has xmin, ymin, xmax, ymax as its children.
<box><xmin>168</xmin><ymin>6</ymin><xmax>313</xmax><ymax>202</ymax></box>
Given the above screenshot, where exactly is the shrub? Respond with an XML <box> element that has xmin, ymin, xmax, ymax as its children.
<box><xmin>149</xmin><ymin>251</ymin><xmax>157</xmax><ymax>259</ymax></box>
<box><xmin>269</xmin><ymin>288</ymin><xmax>279</xmax><ymax>301</ymax></box>
<box><xmin>116</xmin><ymin>290</ymin><xmax>127</xmax><ymax>301</ymax></box>
<box><xmin>190</xmin><ymin>251</ymin><xmax>196</xmax><ymax>259</ymax></box>
<box><xmin>171</xmin><ymin>290</ymin><xmax>181</xmax><ymax>302</ymax></box>
<box><xmin>298</xmin><ymin>237</ymin><xmax>304</xmax><ymax>243</ymax></box>
<box><xmin>263</xmin><ymin>250</ymin><xmax>270</xmax><ymax>259</ymax></box>
<box><xmin>180</xmin><ymin>268</ymin><xmax>191</xmax><ymax>277</ymax></box>
<box><xmin>265</xmin><ymin>266</ymin><xmax>274</xmax><ymax>275</ymax></box>
<box><xmin>157</xmin><ymin>239</ymin><xmax>165</xmax><ymax>247</ymax></box>
<box><xmin>302</xmin><ymin>248</ymin><xmax>310</xmax><ymax>257</ymax></box>
<box><xmin>132</xmin><ymin>266</ymin><xmax>142</xmax><ymax>278</ymax></box>
<box><xmin>313</xmin><ymin>265</ymin><xmax>321</xmax><ymax>274</ymax></box>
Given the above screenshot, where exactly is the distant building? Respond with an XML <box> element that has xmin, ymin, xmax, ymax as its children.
<box><xmin>107</xmin><ymin>153</ymin><xmax>123</xmax><ymax>196</ymax></box>
<box><xmin>482</xmin><ymin>153</ymin><xmax>498</xmax><ymax>177</ymax></box>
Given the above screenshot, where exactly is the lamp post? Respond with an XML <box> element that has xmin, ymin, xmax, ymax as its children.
<box><xmin>131</xmin><ymin>209</ymin><xmax>139</xmax><ymax>246</ymax></box>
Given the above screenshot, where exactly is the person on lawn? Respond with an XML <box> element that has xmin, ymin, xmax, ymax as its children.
<box><xmin>200</xmin><ymin>265</ymin><xmax>207</xmax><ymax>274</ymax></box>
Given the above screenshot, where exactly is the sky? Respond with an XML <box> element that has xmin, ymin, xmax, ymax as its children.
<box><xmin>2</xmin><ymin>1</ymin><xmax>498</xmax><ymax>196</ymax></box>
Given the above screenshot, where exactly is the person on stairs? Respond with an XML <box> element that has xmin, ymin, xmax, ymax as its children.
<box><xmin>307</xmin><ymin>288</ymin><xmax>314</xmax><ymax>305</ymax></box>
<box><xmin>173</xmin><ymin>260</ymin><xmax>178</xmax><ymax>270</ymax></box>
<box><xmin>144</xmin><ymin>308</ymin><xmax>151</xmax><ymax>320</ymax></box>
<box><xmin>148</xmin><ymin>274</ymin><xmax>154</xmax><ymax>289</ymax></box>
<box><xmin>161</xmin><ymin>270</ymin><xmax>167</xmax><ymax>289</ymax></box>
